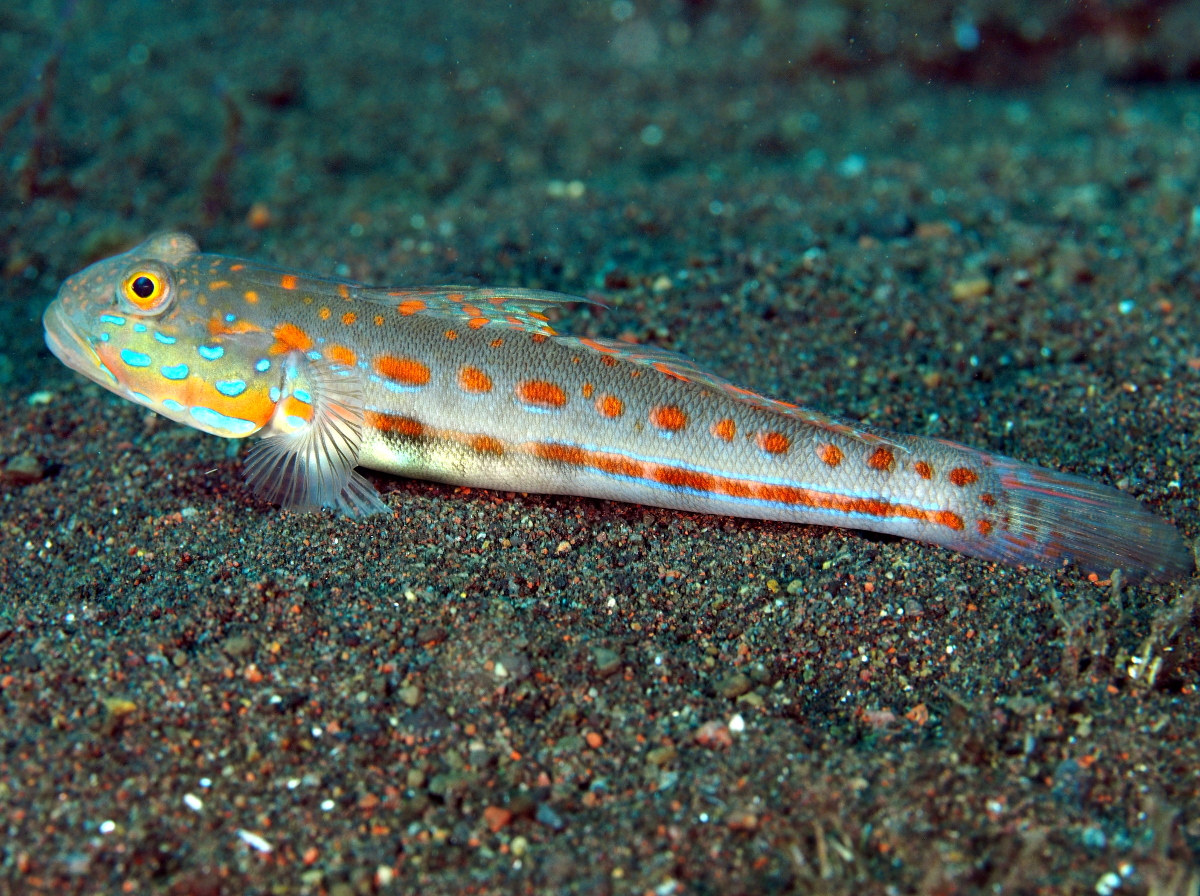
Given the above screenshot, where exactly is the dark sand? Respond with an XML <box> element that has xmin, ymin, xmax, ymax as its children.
<box><xmin>1</xmin><ymin>2</ymin><xmax>1199</xmax><ymax>894</ymax></box>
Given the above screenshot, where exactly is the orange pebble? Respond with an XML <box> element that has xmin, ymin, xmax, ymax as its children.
<box><xmin>482</xmin><ymin>806</ymin><xmax>512</xmax><ymax>832</ymax></box>
<box><xmin>246</xmin><ymin>202</ymin><xmax>271</xmax><ymax>229</ymax></box>
<box><xmin>585</xmin><ymin>731</ymin><xmax>603</xmax><ymax>749</ymax></box>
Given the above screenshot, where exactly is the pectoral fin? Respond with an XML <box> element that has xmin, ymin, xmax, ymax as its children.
<box><xmin>243</xmin><ymin>354</ymin><xmax>389</xmax><ymax>517</ymax></box>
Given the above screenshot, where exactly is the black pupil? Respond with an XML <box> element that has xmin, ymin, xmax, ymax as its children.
<box><xmin>132</xmin><ymin>276</ymin><xmax>156</xmax><ymax>299</ymax></box>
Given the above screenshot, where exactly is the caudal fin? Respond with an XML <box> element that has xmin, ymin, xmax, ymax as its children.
<box><xmin>954</xmin><ymin>454</ymin><xmax>1193</xmax><ymax>583</ymax></box>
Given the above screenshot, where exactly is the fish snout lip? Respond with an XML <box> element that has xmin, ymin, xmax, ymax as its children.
<box><xmin>43</xmin><ymin>300</ymin><xmax>103</xmax><ymax>378</ymax></box>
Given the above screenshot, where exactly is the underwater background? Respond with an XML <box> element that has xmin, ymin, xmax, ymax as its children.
<box><xmin>1</xmin><ymin>1</ymin><xmax>1199</xmax><ymax>893</ymax></box>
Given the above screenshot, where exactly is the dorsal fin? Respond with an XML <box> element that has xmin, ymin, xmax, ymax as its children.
<box><xmin>356</xmin><ymin>285</ymin><xmax>602</xmax><ymax>336</ymax></box>
<box><xmin>225</xmin><ymin>257</ymin><xmax>600</xmax><ymax>336</ymax></box>
<box><xmin>556</xmin><ymin>334</ymin><xmax>905</xmax><ymax>449</ymax></box>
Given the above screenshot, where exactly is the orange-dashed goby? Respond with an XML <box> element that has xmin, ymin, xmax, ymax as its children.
<box><xmin>43</xmin><ymin>232</ymin><xmax>1192</xmax><ymax>581</ymax></box>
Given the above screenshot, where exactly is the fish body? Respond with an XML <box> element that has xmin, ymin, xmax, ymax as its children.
<box><xmin>43</xmin><ymin>233</ymin><xmax>1192</xmax><ymax>581</ymax></box>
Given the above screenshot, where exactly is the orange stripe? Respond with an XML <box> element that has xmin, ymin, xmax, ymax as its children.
<box><xmin>527</xmin><ymin>442</ymin><xmax>964</xmax><ymax>531</ymax></box>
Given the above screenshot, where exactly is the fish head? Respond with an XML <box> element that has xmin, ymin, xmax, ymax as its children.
<box><xmin>43</xmin><ymin>232</ymin><xmax>275</xmax><ymax>438</ymax></box>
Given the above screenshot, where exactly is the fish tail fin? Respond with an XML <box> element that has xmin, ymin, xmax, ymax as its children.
<box><xmin>954</xmin><ymin>453</ymin><xmax>1192</xmax><ymax>583</ymax></box>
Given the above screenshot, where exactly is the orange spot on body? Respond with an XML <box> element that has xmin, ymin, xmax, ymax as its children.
<box><xmin>757</xmin><ymin>431</ymin><xmax>790</xmax><ymax>455</ymax></box>
<box><xmin>468</xmin><ymin>317</ymin><xmax>488</xmax><ymax>329</ymax></box>
<box><xmin>337</xmin><ymin>284</ymin><xmax>350</xmax><ymax>300</ymax></box>
<box><xmin>445</xmin><ymin>329</ymin><xmax>459</xmax><ymax>340</ymax></box>
<box><xmin>243</xmin><ymin>290</ymin><xmax>259</xmax><ymax>304</ymax></box>
<box><xmin>867</xmin><ymin>447</ymin><xmax>895</xmax><ymax>472</ymax></box>
<box><xmin>373</xmin><ymin>315</ymin><xmax>384</xmax><ymax>326</ymax></box>
<box><xmin>366</xmin><ymin>412</ymin><xmax>424</xmax><ymax>438</ymax></box>
<box><xmin>209</xmin><ymin>280</ymin><xmax>230</xmax><ymax>290</ymax></box>
<box><xmin>461</xmin><ymin>304</ymin><xmax>481</xmax><ymax>316</ymax></box>
<box><xmin>374</xmin><ymin>355</ymin><xmax>430</xmax><ymax>387</ymax></box>
<box><xmin>819</xmin><ymin>444</ymin><xmax>844</xmax><ymax>467</ymax></box>
<box><xmin>949</xmin><ymin>467</ymin><xmax>979</xmax><ymax>487</ymax></box>
<box><xmin>932</xmin><ymin>510</ymin><xmax>965</xmax><ymax>531</ymax></box>
<box><xmin>490</xmin><ymin>338</ymin><xmax>504</xmax><ymax>348</ymax></box>
<box><xmin>517</xmin><ymin>380</ymin><xmax>567</xmax><ymax>409</ymax></box>
<box><xmin>980</xmin><ymin>493</ymin><xmax>997</xmax><ymax>507</ymax></box>
<box><xmin>596</xmin><ymin>395</ymin><xmax>624</xmax><ymax>418</ymax></box>
<box><xmin>230</xmin><ymin>264</ymin><xmax>244</xmax><ymax>271</ymax></box>
<box><xmin>601</xmin><ymin>356</ymin><xmax>617</xmax><ymax>367</ymax></box>
<box><xmin>458</xmin><ymin>366</ymin><xmax>493</xmax><ymax>394</ymax></box>
<box><xmin>581</xmin><ymin>383</ymin><xmax>594</xmax><ymax>399</ymax></box>
<box><xmin>398</xmin><ymin>300</ymin><xmax>426</xmax><ymax>315</ymax></box>
<box><xmin>319</xmin><ymin>307</ymin><xmax>331</xmax><ymax>321</ymax></box>
<box><xmin>280</xmin><ymin>274</ymin><xmax>298</xmax><ymax>290</ymax></box>
<box><xmin>711</xmin><ymin>418</ymin><xmax>736</xmax><ymax>441</ymax></box>
<box><xmin>650</xmin><ymin>405</ymin><xmax>687</xmax><ymax>432</ymax></box>
<box><xmin>270</xmin><ymin>322</ymin><xmax>313</xmax><ymax>354</ymax></box>
<box><xmin>531</xmin><ymin>333</ymin><xmax>548</xmax><ymax>344</ymax></box>
<box><xmin>472</xmin><ymin>435</ymin><xmax>504</xmax><ymax>455</ymax></box>
<box><xmin>913</xmin><ymin>461</ymin><xmax>933</xmax><ymax>480</ymax></box>
<box><xmin>977</xmin><ymin>519</ymin><xmax>994</xmax><ymax>537</ymax></box>
<box><xmin>341</xmin><ymin>311</ymin><xmax>357</xmax><ymax>326</ymax></box>
<box><xmin>327</xmin><ymin>345</ymin><xmax>358</xmax><ymax>367</ymax></box>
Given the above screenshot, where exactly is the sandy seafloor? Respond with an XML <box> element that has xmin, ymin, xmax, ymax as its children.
<box><xmin>1</xmin><ymin>1</ymin><xmax>1200</xmax><ymax>894</ymax></box>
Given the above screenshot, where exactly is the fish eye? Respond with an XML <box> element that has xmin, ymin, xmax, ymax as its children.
<box><xmin>120</xmin><ymin>263</ymin><xmax>172</xmax><ymax>312</ymax></box>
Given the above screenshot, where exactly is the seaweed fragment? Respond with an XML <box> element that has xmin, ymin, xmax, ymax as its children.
<box><xmin>0</xmin><ymin>0</ymin><xmax>79</xmax><ymax>202</ymax></box>
<box><xmin>199</xmin><ymin>86</ymin><xmax>246</xmax><ymax>226</ymax></box>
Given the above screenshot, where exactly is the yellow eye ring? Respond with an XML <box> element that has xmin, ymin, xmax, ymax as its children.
<box><xmin>122</xmin><ymin>270</ymin><xmax>167</xmax><ymax>309</ymax></box>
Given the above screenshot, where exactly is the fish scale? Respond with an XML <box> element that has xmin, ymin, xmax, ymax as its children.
<box><xmin>43</xmin><ymin>232</ymin><xmax>1192</xmax><ymax>582</ymax></box>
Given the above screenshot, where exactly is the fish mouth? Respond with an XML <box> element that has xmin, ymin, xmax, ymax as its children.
<box><xmin>43</xmin><ymin>300</ymin><xmax>111</xmax><ymax>383</ymax></box>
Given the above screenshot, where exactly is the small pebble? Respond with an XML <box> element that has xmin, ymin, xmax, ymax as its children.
<box><xmin>482</xmin><ymin>806</ymin><xmax>512</xmax><ymax>832</ymax></box>
<box><xmin>221</xmin><ymin>634</ymin><xmax>254</xmax><ymax>658</ymax></box>
<box><xmin>694</xmin><ymin>721</ymin><xmax>733</xmax><ymax>749</ymax></box>
<box><xmin>645</xmin><ymin>745</ymin><xmax>677</xmax><ymax>766</ymax></box>
<box><xmin>535</xmin><ymin>803</ymin><xmax>565</xmax><ymax>830</ymax></box>
<box><xmin>2</xmin><ymin>454</ymin><xmax>44</xmax><ymax>485</ymax></box>
<box><xmin>718</xmin><ymin>672</ymin><xmax>753</xmax><ymax>698</ymax></box>
<box><xmin>398</xmin><ymin>686</ymin><xmax>421</xmax><ymax>707</ymax></box>
<box><xmin>951</xmin><ymin>277</ymin><xmax>991</xmax><ymax>301</ymax></box>
<box><xmin>592</xmin><ymin>647</ymin><xmax>622</xmax><ymax>677</ymax></box>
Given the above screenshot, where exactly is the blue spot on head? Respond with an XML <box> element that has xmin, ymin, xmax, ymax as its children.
<box><xmin>215</xmin><ymin>379</ymin><xmax>247</xmax><ymax>397</ymax></box>
<box><xmin>285</xmin><ymin>415</ymin><xmax>308</xmax><ymax>429</ymax></box>
<box><xmin>99</xmin><ymin>314</ymin><xmax>126</xmax><ymax>326</ymax></box>
<box><xmin>162</xmin><ymin>398</ymin><xmax>185</xmax><ymax>412</ymax></box>
<box><xmin>120</xmin><ymin>349</ymin><xmax>151</xmax><ymax>368</ymax></box>
<box><xmin>131</xmin><ymin>392</ymin><xmax>152</xmax><ymax>403</ymax></box>
<box><xmin>99</xmin><ymin>332</ymin><xmax>110</xmax><ymax>342</ymax></box>
<box><xmin>255</xmin><ymin>358</ymin><xmax>270</xmax><ymax>373</ymax></box>
<box><xmin>293</xmin><ymin>388</ymin><xmax>312</xmax><ymax>404</ymax></box>
<box><xmin>153</xmin><ymin>331</ymin><xmax>177</xmax><ymax>345</ymax></box>
<box><xmin>224</xmin><ymin>313</ymin><xmax>236</xmax><ymax>323</ymax></box>
<box><xmin>307</xmin><ymin>351</ymin><xmax>322</xmax><ymax>361</ymax></box>
<box><xmin>197</xmin><ymin>344</ymin><xmax>224</xmax><ymax>361</ymax></box>
<box><xmin>269</xmin><ymin>386</ymin><xmax>281</xmax><ymax>403</ymax></box>
<box><xmin>133</xmin><ymin>323</ymin><xmax>147</xmax><ymax>333</ymax></box>
<box><xmin>190</xmin><ymin>406</ymin><xmax>257</xmax><ymax>437</ymax></box>
<box><xmin>160</xmin><ymin>363</ymin><xmax>189</xmax><ymax>381</ymax></box>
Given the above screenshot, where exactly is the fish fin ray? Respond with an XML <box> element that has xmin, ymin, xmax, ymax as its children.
<box><xmin>949</xmin><ymin>451</ymin><xmax>1192</xmax><ymax>582</ymax></box>
<box><xmin>243</xmin><ymin>354</ymin><xmax>388</xmax><ymax>517</ymax></box>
